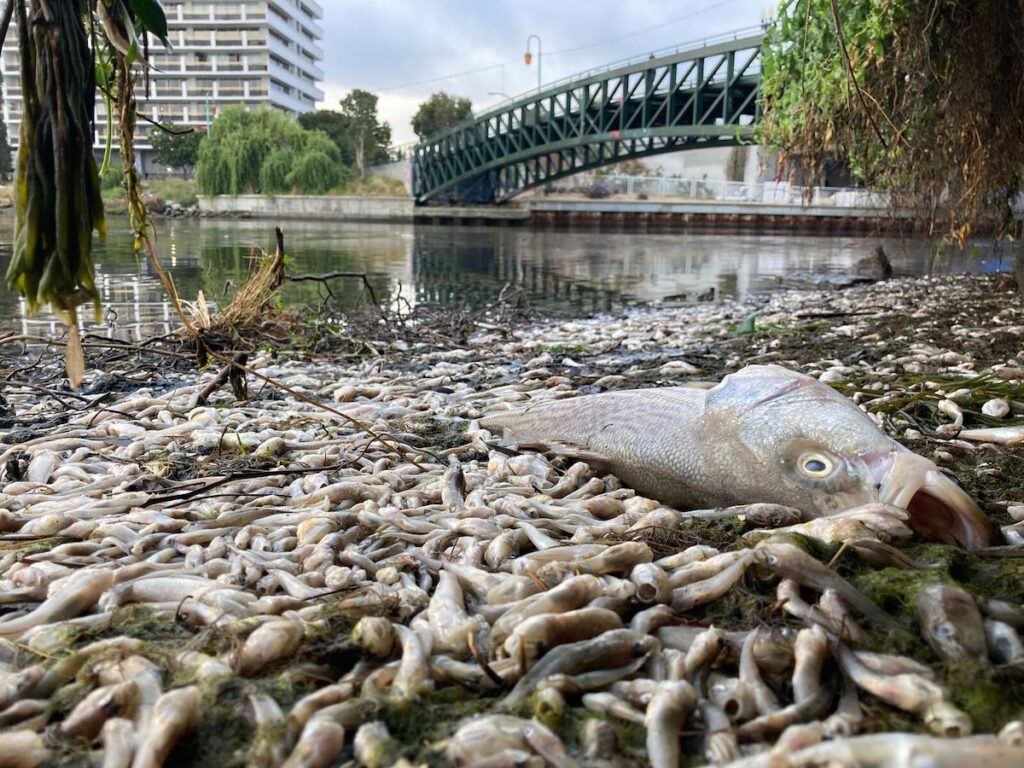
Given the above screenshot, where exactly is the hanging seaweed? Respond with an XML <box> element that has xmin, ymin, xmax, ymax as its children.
<box><xmin>4</xmin><ymin>0</ymin><xmax>170</xmax><ymax>387</ymax></box>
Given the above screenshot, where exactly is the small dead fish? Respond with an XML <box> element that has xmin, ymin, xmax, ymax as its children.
<box><xmin>792</xmin><ymin>625</ymin><xmax>828</xmax><ymax>705</ymax></box>
<box><xmin>500</xmin><ymin>629</ymin><xmax>656</xmax><ymax>710</ymax></box>
<box><xmin>0</xmin><ymin>730</ymin><xmax>49</xmax><ymax>767</ymax></box>
<box><xmin>391</xmin><ymin>625</ymin><xmax>433</xmax><ymax>702</ymax></box>
<box><xmin>59</xmin><ymin>681</ymin><xmax>138</xmax><ymax>740</ymax></box>
<box><xmin>504</xmin><ymin>607</ymin><xmax>622</xmax><ymax>662</ymax></box>
<box><xmin>774</xmin><ymin>732</ymin><xmax>1024</xmax><ymax>767</ymax></box>
<box><xmin>755</xmin><ymin>540</ymin><xmax>895</xmax><ymax>629</ymax></box>
<box><xmin>447</xmin><ymin>714</ymin><xmax>577</xmax><ymax>768</ymax></box>
<box><xmin>644</xmin><ymin>680</ymin><xmax>696</xmax><ymax>768</ymax></box>
<box><xmin>233</xmin><ymin>619</ymin><xmax>305</xmax><ymax>676</ymax></box>
<box><xmin>131</xmin><ymin>686</ymin><xmax>200</xmax><ymax>768</ymax></box>
<box><xmin>984</xmin><ymin>619</ymin><xmax>1024</xmax><ymax>665</ymax></box>
<box><xmin>0</xmin><ymin>569</ymin><xmax>114</xmax><ymax>638</ymax></box>
<box><xmin>915</xmin><ymin>583</ymin><xmax>988</xmax><ymax>663</ymax></box>
<box><xmin>281</xmin><ymin>718</ymin><xmax>346</xmax><ymax>768</ymax></box>
<box><xmin>836</xmin><ymin>644</ymin><xmax>970</xmax><ymax>737</ymax></box>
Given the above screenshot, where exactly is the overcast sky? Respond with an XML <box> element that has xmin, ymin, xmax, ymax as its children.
<box><xmin>318</xmin><ymin>0</ymin><xmax>773</xmax><ymax>145</ymax></box>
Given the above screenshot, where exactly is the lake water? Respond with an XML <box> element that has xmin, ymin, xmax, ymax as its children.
<box><xmin>0</xmin><ymin>216</ymin><xmax>1014</xmax><ymax>340</ymax></box>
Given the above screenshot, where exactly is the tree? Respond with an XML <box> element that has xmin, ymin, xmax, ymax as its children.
<box><xmin>338</xmin><ymin>89</ymin><xmax>392</xmax><ymax>177</ymax></box>
<box><xmin>297</xmin><ymin>110</ymin><xmax>355</xmax><ymax>166</ymax></box>
<box><xmin>0</xmin><ymin>116</ymin><xmax>11</xmax><ymax>181</ymax></box>
<box><xmin>759</xmin><ymin>0</ymin><xmax>1024</xmax><ymax>248</ymax></box>
<box><xmin>150</xmin><ymin>123</ymin><xmax>202</xmax><ymax>174</ymax></box>
<box><xmin>195</xmin><ymin>107</ymin><xmax>346</xmax><ymax>195</ymax></box>
<box><xmin>411</xmin><ymin>92</ymin><xmax>473</xmax><ymax>141</ymax></box>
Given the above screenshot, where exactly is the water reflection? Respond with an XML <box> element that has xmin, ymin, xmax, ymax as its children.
<box><xmin>0</xmin><ymin>216</ymin><xmax>1014</xmax><ymax>341</ymax></box>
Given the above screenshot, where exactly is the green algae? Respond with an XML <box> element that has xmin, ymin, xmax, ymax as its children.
<box><xmin>629</xmin><ymin>514</ymin><xmax>749</xmax><ymax>555</ymax></box>
<box><xmin>46</xmin><ymin>678</ymin><xmax>93</xmax><ymax>721</ymax></box>
<box><xmin>690</xmin><ymin>579</ymin><xmax>779</xmax><ymax>632</ymax></box>
<box><xmin>849</xmin><ymin>372</ymin><xmax>1024</xmax><ymax>432</ymax></box>
<box><xmin>0</xmin><ymin>536</ymin><xmax>68</xmax><ymax>556</ymax></box>
<box><xmin>848</xmin><ymin>544</ymin><xmax>1024</xmax><ymax>730</ymax></box>
<box><xmin>379</xmin><ymin>687</ymin><xmax>501</xmax><ymax>766</ymax></box>
<box><xmin>555</xmin><ymin>708</ymin><xmax>647</xmax><ymax>766</ymax></box>
<box><xmin>403</xmin><ymin>417</ymin><xmax>471</xmax><ymax>452</ymax></box>
<box><xmin>943</xmin><ymin>662</ymin><xmax>1024</xmax><ymax>728</ymax></box>
<box><xmin>290</xmin><ymin>603</ymin><xmax>360</xmax><ymax>671</ymax></box>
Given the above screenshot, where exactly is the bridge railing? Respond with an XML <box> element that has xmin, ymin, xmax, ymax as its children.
<box><xmin>472</xmin><ymin>25</ymin><xmax>766</xmax><ymax>123</ymax></box>
<box><xmin>546</xmin><ymin>173</ymin><xmax>890</xmax><ymax>208</ymax></box>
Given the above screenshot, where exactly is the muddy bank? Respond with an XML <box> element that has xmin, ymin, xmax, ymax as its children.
<box><xmin>0</xmin><ymin>273</ymin><xmax>1021</xmax><ymax>766</ymax></box>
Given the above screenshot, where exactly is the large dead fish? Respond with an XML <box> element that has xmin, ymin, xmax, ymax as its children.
<box><xmin>481</xmin><ymin>365</ymin><xmax>993</xmax><ymax>549</ymax></box>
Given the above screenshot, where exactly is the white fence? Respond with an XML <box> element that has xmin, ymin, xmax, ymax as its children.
<box><xmin>558</xmin><ymin>173</ymin><xmax>890</xmax><ymax>208</ymax></box>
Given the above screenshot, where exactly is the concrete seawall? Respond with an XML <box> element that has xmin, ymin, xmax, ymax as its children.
<box><xmin>525</xmin><ymin>198</ymin><xmax>904</xmax><ymax>233</ymax></box>
<box><xmin>197</xmin><ymin>194</ymin><xmax>903</xmax><ymax>232</ymax></box>
<box><xmin>198</xmin><ymin>195</ymin><xmax>415</xmax><ymax>221</ymax></box>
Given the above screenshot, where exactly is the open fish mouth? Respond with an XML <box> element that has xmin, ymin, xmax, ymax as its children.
<box><xmin>875</xmin><ymin>452</ymin><xmax>995</xmax><ymax>550</ymax></box>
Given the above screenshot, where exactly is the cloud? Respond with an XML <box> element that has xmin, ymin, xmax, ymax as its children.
<box><xmin>318</xmin><ymin>0</ymin><xmax>769</xmax><ymax>144</ymax></box>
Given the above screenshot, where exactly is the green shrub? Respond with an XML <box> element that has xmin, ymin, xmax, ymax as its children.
<box><xmin>149</xmin><ymin>178</ymin><xmax>198</xmax><ymax>207</ymax></box>
<box><xmin>333</xmin><ymin>174</ymin><xmax>407</xmax><ymax>197</ymax></box>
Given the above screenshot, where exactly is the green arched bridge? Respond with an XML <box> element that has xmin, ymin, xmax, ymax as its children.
<box><xmin>412</xmin><ymin>29</ymin><xmax>764</xmax><ymax>205</ymax></box>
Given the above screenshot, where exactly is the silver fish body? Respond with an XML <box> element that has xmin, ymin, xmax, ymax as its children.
<box><xmin>481</xmin><ymin>365</ymin><xmax>992</xmax><ymax>549</ymax></box>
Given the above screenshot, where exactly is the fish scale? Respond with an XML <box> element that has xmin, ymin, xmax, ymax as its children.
<box><xmin>483</xmin><ymin>386</ymin><xmax>710</xmax><ymax>507</ymax></box>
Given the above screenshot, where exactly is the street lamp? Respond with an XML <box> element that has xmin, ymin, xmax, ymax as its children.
<box><xmin>524</xmin><ymin>34</ymin><xmax>541</xmax><ymax>92</ymax></box>
<box><xmin>488</xmin><ymin>91</ymin><xmax>513</xmax><ymax>100</ymax></box>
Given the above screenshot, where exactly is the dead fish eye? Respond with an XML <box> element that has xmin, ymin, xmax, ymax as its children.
<box><xmin>798</xmin><ymin>453</ymin><xmax>834</xmax><ymax>478</ymax></box>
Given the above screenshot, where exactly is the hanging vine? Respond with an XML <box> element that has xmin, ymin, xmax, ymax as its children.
<box><xmin>4</xmin><ymin>0</ymin><xmax>171</xmax><ymax>387</ymax></box>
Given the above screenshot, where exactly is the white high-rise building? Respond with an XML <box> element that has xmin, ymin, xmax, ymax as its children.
<box><xmin>0</xmin><ymin>0</ymin><xmax>325</xmax><ymax>173</ymax></box>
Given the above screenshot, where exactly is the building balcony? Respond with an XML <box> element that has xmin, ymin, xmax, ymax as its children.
<box><xmin>269</xmin><ymin>85</ymin><xmax>315</xmax><ymax>115</ymax></box>
<box><xmin>269</xmin><ymin>0</ymin><xmax>323</xmax><ymax>23</ymax></box>
<box><xmin>267</xmin><ymin>60</ymin><xmax>323</xmax><ymax>102</ymax></box>
<box><xmin>170</xmin><ymin>3</ymin><xmax>268</xmax><ymax>23</ymax></box>
<box><xmin>266</xmin><ymin>11</ymin><xmax>323</xmax><ymax>58</ymax></box>
<box><xmin>177</xmin><ymin>33</ymin><xmax>266</xmax><ymax>49</ymax></box>
<box><xmin>267</xmin><ymin>35</ymin><xmax>323</xmax><ymax>82</ymax></box>
<box><xmin>156</xmin><ymin>63</ymin><xmax>264</xmax><ymax>76</ymax></box>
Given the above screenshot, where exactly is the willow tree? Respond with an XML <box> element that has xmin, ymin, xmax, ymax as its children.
<box><xmin>194</xmin><ymin>107</ymin><xmax>348</xmax><ymax>195</ymax></box>
<box><xmin>759</xmin><ymin>0</ymin><xmax>1024</xmax><ymax>252</ymax></box>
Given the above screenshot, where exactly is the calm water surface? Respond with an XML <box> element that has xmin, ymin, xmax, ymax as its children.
<box><xmin>0</xmin><ymin>216</ymin><xmax>1014</xmax><ymax>340</ymax></box>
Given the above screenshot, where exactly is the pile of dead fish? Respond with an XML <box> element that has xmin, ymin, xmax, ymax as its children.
<box><xmin>0</xmin><ymin>273</ymin><xmax>1021</xmax><ymax>767</ymax></box>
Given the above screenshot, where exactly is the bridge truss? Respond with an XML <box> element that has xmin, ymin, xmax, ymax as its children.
<box><xmin>412</xmin><ymin>32</ymin><xmax>763</xmax><ymax>205</ymax></box>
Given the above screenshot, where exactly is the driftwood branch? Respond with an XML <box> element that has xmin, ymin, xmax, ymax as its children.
<box><xmin>288</xmin><ymin>270</ymin><xmax>385</xmax><ymax>318</ymax></box>
<box><xmin>196</xmin><ymin>352</ymin><xmax>248</xmax><ymax>405</ymax></box>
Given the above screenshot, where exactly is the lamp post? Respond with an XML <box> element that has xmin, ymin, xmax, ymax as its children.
<box><xmin>524</xmin><ymin>34</ymin><xmax>541</xmax><ymax>93</ymax></box>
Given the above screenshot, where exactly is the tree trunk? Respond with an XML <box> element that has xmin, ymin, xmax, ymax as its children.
<box><xmin>355</xmin><ymin>138</ymin><xmax>366</xmax><ymax>179</ymax></box>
